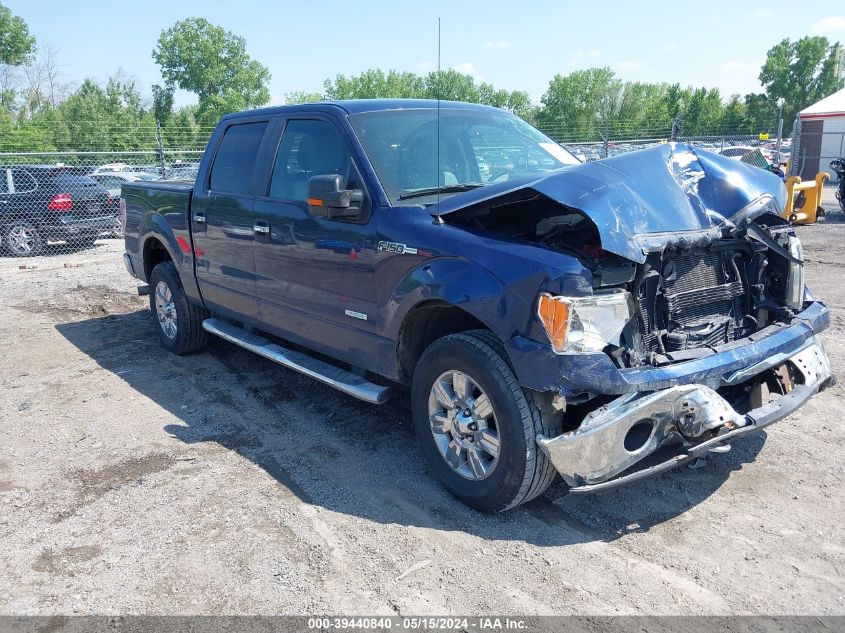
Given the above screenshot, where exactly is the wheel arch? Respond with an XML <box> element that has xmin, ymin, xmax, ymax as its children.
<box><xmin>389</xmin><ymin>258</ymin><xmax>515</xmax><ymax>384</ymax></box>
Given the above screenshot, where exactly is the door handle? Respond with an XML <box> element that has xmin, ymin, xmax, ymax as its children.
<box><xmin>253</xmin><ymin>222</ymin><xmax>270</xmax><ymax>235</ymax></box>
<box><xmin>194</xmin><ymin>212</ymin><xmax>206</xmax><ymax>224</ymax></box>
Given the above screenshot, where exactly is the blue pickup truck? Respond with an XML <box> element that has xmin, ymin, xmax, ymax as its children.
<box><xmin>121</xmin><ymin>100</ymin><xmax>832</xmax><ymax>511</ymax></box>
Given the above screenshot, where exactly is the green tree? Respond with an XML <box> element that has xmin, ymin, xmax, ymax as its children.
<box><xmin>0</xmin><ymin>2</ymin><xmax>35</xmax><ymax>65</ymax></box>
<box><xmin>321</xmin><ymin>68</ymin><xmax>532</xmax><ymax>117</ymax></box>
<box><xmin>744</xmin><ymin>93</ymin><xmax>776</xmax><ymax>134</ymax></box>
<box><xmin>152</xmin><ymin>18</ymin><xmax>271</xmax><ymax>125</ymax></box>
<box><xmin>721</xmin><ymin>95</ymin><xmax>749</xmax><ymax>133</ymax></box>
<box><xmin>538</xmin><ymin>68</ymin><xmax>622</xmax><ymax>140</ymax></box>
<box><xmin>152</xmin><ymin>83</ymin><xmax>175</xmax><ymax>124</ymax></box>
<box><xmin>323</xmin><ymin>69</ymin><xmax>425</xmax><ymax>99</ymax></box>
<box><xmin>285</xmin><ymin>91</ymin><xmax>324</xmax><ymax>105</ymax></box>
<box><xmin>759</xmin><ymin>36</ymin><xmax>842</xmax><ymax>126</ymax></box>
<box><xmin>681</xmin><ymin>87</ymin><xmax>724</xmax><ymax>134</ymax></box>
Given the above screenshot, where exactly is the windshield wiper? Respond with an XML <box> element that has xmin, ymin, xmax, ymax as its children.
<box><xmin>397</xmin><ymin>183</ymin><xmax>485</xmax><ymax>200</ymax></box>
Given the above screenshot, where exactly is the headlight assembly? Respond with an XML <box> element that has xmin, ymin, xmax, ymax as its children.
<box><xmin>785</xmin><ymin>235</ymin><xmax>804</xmax><ymax>311</ymax></box>
<box><xmin>537</xmin><ymin>289</ymin><xmax>634</xmax><ymax>354</ymax></box>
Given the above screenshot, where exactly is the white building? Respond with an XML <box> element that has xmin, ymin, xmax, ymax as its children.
<box><xmin>797</xmin><ymin>88</ymin><xmax>845</xmax><ymax>180</ymax></box>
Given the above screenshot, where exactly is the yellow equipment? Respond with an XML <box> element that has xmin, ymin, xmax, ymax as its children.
<box><xmin>783</xmin><ymin>172</ymin><xmax>829</xmax><ymax>224</ymax></box>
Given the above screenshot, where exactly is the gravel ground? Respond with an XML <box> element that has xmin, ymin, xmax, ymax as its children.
<box><xmin>1</xmin><ymin>199</ymin><xmax>844</xmax><ymax>616</ymax></box>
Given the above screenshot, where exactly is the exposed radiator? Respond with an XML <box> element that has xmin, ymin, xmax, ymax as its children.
<box><xmin>638</xmin><ymin>247</ymin><xmax>746</xmax><ymax>354</ymax></box>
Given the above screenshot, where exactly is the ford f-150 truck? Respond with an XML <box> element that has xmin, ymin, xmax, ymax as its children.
<box><xmin>121</xmin><ymin>100</ymin><xmax>833</xmax><ymax>512</ymax></box>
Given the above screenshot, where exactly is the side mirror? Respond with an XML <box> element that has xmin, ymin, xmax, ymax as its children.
<box><xmin>307</xmin><ymin>174</ymin><xmax>363</xmax><ymax>219</ymax></box>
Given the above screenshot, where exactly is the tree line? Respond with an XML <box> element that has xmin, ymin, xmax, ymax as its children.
<box><xmin>0</xmin><ymin>3</ymin><xmax>842</xmax><ymax>153</ymax></box>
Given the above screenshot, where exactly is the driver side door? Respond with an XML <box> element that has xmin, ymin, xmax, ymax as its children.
<box><xmin>252</xmin><ymin>116</ymin><xmax>380</xmax><ymax>367</ymax></box>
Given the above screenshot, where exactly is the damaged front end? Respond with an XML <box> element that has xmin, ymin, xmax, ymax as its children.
<box><xmin>536</xmin><ymin>338</ymin><xmax>831</xmax><ymax>490</ymax></box>
<box><xmin>436</xmin><ymin>143</ymin><xmax>833</xmax><ymax>492</ymax></box>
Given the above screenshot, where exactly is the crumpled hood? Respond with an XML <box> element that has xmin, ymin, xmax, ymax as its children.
<box><xmin>431</xmin><ymin>143</ymin><xmax>787</xmax><ymax>263</ymax></box>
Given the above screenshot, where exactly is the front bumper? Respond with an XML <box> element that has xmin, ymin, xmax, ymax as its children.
<box><xmin>536</xmin><ymin>336</ymin><xmax>833</xmax><ymax>492</ymax></box>
<box><xmin>507</xmin><ymin>300</ymin><xmax>829</xmax><ymax>394</ymax></box>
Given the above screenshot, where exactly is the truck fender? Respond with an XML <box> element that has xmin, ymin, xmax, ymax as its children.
<box><xmin>386</xmin><ymin>258</ymin><xmax>513</xmax><ymax>344</ymax></box>
<box><xmin>138</xmin><ymin>213</ymin><xmax>202</xmax><ymax>303</ymax></box>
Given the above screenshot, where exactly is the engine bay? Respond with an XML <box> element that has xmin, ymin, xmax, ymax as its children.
<box><xmin>446</xmin><ymin>194</ymin><xmax>805</xmax><ymax>368</ymax></box>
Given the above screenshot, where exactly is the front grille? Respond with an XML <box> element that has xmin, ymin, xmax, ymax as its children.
<box><xmin>636</xmin><ymin>246</ymin><xmax>746</xmax><ymax>355</ymax></box>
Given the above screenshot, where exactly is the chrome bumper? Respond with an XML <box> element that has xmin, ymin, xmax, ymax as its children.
<box><xmin>537</xmin><ymin>336</ymin><xmax>833</xmax><ymax>493</ymax></box>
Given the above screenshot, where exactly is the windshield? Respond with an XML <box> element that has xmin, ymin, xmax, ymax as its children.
<box><xmin>348</xmin><ymin>107</ymin><xmax>579</xmax><ymax>205</ymax></box>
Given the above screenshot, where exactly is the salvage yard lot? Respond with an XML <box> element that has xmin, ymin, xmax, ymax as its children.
<box><xmin>1</xmin><ymin>215</ymin><xmax>844</xmax><ymax>615</ymax></box>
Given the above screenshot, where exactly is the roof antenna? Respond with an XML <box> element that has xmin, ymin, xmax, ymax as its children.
<box><xmin>434</xmin><ymin>17</ymin><xmax>444</xmax><ymax>225</ymax></box>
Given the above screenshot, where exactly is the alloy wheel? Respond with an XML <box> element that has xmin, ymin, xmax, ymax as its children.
<box><xmin>427</xmin><ymin>370</ymin><xmax>500</xmax><ymax>480</ymax></box>
<box><xmin>155</xmin><ymin>281</ymin><xmax>178</xmax><ymax>339</ymax></box>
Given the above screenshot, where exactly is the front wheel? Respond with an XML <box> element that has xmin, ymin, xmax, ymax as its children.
<box><xmin>411</xmin><ymin>331</ymin><xmax>561</xmax><ymax>512</ymax></box>
<box><xmin>148</xmin><ymin>260</ymin><xmax>208</xmax><ymax>355</ymax></box>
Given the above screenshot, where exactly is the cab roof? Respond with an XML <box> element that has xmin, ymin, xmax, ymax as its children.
<box><xmin>221</xmin><ymin>99</ymin><xmax>501</xmax><ymax>121</ymax></box>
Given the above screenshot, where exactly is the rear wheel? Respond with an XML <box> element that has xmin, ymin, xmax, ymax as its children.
<box><xmin>4</xmin><ymin>222</ymin><xmax>43</xmax><ymax>257</ymax></box>
<box><xmin>148</xmin><ymin>260</ymin><xmax>208</xmax><ymax>355</ymax></box>
<box><xmin>411</xmin><ymin>331</ymin><xmax>560</xmax><ymax>512</ymax></box>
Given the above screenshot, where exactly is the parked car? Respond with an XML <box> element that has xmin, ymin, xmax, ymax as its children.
<box><xmin>91</xmin><ymin>172</ymin><xmax>159</xmax><ymax>199</ymax></box>
<box><xmin>717</xmin><ymin>145</ymin><xmax>757</xmax><ymax>160</ymax></box>
<box><xmin>1</xmin><ymin>166</ymin><xmax>117</xmax><ymax>255</ymax></box>
<box><xmin>164</xmin><ymin>166</ymin><xmax>200</xmax><ymax>181</ymax></box>
<box><xmin>95</xmin><ymin>162</ymin><xmax>153</xmax><ymax>174</ymax></box>
<box><xmin>122</xmin><ymin>100</ymin><xmax>832</xmax><ymax>512</ymax></box>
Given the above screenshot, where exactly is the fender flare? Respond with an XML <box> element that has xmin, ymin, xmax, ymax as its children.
<box><xmin>138</xmin><ymin>213</ymin><xmax>199</xmax><ymax>303</ymax></box>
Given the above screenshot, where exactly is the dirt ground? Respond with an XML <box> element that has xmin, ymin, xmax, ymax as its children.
<box><xmin>1</xmin><ymin>192</ymin><xmax>844</xmax><ymax>616</ymax></box>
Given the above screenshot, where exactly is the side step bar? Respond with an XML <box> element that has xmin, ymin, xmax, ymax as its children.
<box><xmin>202</xmin><ymin>318</ymin><xmax>390</xmax><ymax>404</ymax></box>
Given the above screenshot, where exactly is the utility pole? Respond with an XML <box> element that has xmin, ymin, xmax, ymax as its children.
<box><xmin>775</xmin><ymin>97</ymin><xmax>785</xmax><ymax>164</ymax></box>
<box><xmin>155</xmin><ymin>118</ymin><xmax>166</xmax><ymax>179</ymax></box>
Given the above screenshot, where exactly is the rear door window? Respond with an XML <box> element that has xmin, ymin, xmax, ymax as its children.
<box><xmin>11</xmin><ymin>169</ymin><xmax>37</xmax><ymax>193</ymax></box>
<box><xmin>53</xmin><ymin>173</ymin><xmax>97</xmax><ymax>194</ymax></box>
<box><xmin>210</xmin><ymin>122</ymin><xmax>268</xmax><ymax>194</ymax></box>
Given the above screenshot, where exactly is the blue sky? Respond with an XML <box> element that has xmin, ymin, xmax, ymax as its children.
<box><xmin>5</xmin><ymin>0</ymin><xmax>844</xmax><ymax>107</ymax></box>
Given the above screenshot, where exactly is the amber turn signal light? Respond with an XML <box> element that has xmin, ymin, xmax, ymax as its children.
<box><xmin>537</xmin><ymin>293</ymin><xmax>571</xmax><ymax>352</ymax></box>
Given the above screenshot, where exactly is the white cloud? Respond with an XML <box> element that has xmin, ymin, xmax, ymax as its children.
<box><xmin>664</xmin><ymin>42</ymin><xmax>677</xmax><ymax>52</ymax></box>
<box><xmin>751</xmin><ymin>7</ymin><xmax>774</xmax><ymax>19</ymax></box>
<box><xmin>615</xmin><ymin>60</ymin><xmax>643</xmax><ymax>70</ymax></box>
<box><xmin>812</xmin><ymin>16</ymin><xmax>845</xmax><ymax>32</ymax></box>
<box><xmin>485</xmin><ymin>40</ymin><xmax>510</xmax><ymax>49</ymax></box>
<box><xmin>720</xmin><ymin>60</ymin><xmax>751</xmax><ymax>73</ymax></box>
<box><xmin>417</xmin><ymin>60</ymin><xmax>435</xmax><ymax>72</ymax></box>
<box><xmin>573</xmin><ymin>49</ymin><xmax>602</xmax><ymax>59</ymax></box>
<box><xmin>451</xmin><ymin>62</ymin><xmax>477</xmax><ymax>76</ymax></box>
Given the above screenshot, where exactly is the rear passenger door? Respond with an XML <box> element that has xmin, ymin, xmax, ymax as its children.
<box><xmin>192</xmin><ymin>120</ymin><xmax>269</xmax><ymax>319</ymax></box>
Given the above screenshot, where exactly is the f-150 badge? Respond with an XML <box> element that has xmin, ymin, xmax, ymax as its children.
<box><xmin>377</xmin><ymin>241</ymin><xmax>418</xmax><ymax>254</ymax></box>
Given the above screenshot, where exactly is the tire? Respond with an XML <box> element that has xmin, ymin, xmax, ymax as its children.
<box><xmin>4</xmin><ymin>221</ymin><xmax>43</xmax><ymax>257</ymax></box>
<box><xmin>411</xmin><ymin>331</ymin><xmax>561</xmax><ymax>512</ymax></box>
<box><xmin>148</xmin><ymin>260</ymin><xmax>208</xmax><ymax>355</ymax></box>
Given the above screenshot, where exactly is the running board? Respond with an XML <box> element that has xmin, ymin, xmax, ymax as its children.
<box><xmin>202</xmin><ymin>318</ymin><xmax>390</xmax><ymax>404</ymax></box>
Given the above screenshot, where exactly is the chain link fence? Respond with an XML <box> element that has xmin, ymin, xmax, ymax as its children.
<box><xmin>535</xmin><ymin>119</ymin><xmax>786</xmax><ymax>165</ymax></box>
<box><xmin>0</xmin><ymin>119</ymin><xmax>789</xmax><ymax>258</ymax></box>
<box><xmin>0</xmin><ymin>149</ymin><xmax>203</xmax><ymax>257</ymax></box>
